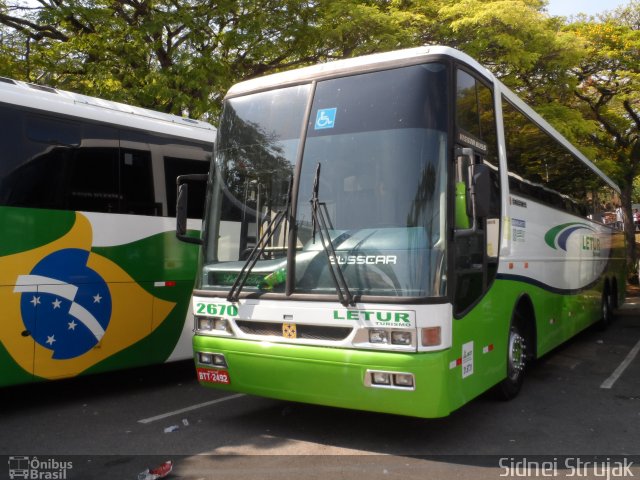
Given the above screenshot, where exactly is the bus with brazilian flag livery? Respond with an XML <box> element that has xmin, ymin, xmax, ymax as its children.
<box><xmin>0</xmin><ymin>77</ymin><xmax>215</xmax><ymax>387</ymax></box>
<box><xmin>179</xmin><ymin>46</ymin><xmax>625</xmax><ymax>418</ymax></box>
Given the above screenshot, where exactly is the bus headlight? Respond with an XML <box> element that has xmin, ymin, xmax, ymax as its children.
<box><xmin>196</xmin><ymin>316</ymin><xmax>213</xmax><ymax>331</ymax></box>
<box><xmin>212</xmin><ymin>353</ymin><xmax>228</xmax><ymax>368</ymax></box>
<box><xmin>391</xmin><ymin>331</ymin><xmax>412</xmax><ymax>345</ymax></box>
<box><xmin>213</xmin><ymin>318</ymin><xmax>230</xmax><ymax>332</ymax></box>
<box><xmin>371</xmin><ymin>371</ymin><xmax>391</xmax><ymax>385</ymax></box>
<box><xmin>198</xmin><ymin>352</ymin><xmax>213</xmax><ymax>364</ymax></box>
<box><xmin>393</xmin><ymin>373</ymin><xmax>414</xmax><ymax>387</ymax></box>
<box><xmin>369</xmin><ymin>329</ymin><xmax>389</xmax><ymax>344</ymax></box>
<box><xmin>365</xmin><ymin>370</ymin><xmax>415</xmax><ymax>390</ymax></box>
<box><xmin>196</xmin><ymin>316</ymin><xmax>231</xmax><ymax>334</ymax></box>
<box><xmin>198</xmin><ymin>352</ymin><xmax>228</xmax><ymax>368</ymax></box>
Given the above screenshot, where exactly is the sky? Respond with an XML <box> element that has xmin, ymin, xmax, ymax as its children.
<box><xmin>545</xmin><ymin>0</ymin><xmax>630</xmax><ymax>17</ymax></box>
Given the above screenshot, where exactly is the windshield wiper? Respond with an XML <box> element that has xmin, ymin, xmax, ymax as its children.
<box><xmin>310</xmin><ymin>163</ymin><xmax>355</xmax><ymax>307</ymax></box>
<box><xmin>227</xmin><ymin>176</ymin><xmax>292</xmax><ymax>303</ymax></box>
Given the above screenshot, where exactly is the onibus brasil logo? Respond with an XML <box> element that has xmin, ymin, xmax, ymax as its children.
<box><xmin>14</xmin><ymin>249</ymin><xmax>112</xmax><ymax>359</ymax></box>
<box><xmin>8</xmin><ymin>456</ymin><xmax>73</xmax><ymax>479</ymax></box>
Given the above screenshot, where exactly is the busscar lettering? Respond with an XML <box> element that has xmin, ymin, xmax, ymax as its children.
<box><xmin>329</xmin><ymin>255</ymin><xmax>397</xmax><ymax>265</ymax></box>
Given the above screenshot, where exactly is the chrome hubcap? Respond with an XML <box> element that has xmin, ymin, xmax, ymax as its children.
<box><xmin>508</xmin><ymin>330</ymin><xmax>526</xmax><ymax>380</ymax></box>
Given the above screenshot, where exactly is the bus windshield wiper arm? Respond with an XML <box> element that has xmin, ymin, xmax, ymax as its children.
<box><xmin>310</xmin><ymin>163</ymin><xmax>355</xmax><ymax>307</ymax></box>
<box><xmin>227</xmin><ymin>176</ymin><xmax>292</xmax><ymax>303</ymax></box>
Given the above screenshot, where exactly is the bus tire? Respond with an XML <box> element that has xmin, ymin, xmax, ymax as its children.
<box><xmin>598</xmin><ymin>286</ymin><xmax>613</xmax><ymax>330</ymax></box>
<box><xmin>496</xmin><ymin>311</ymin><xmax>528</xmax><ymax>400</ymax></box>
<box><xmin>611</xmin><ymin>278</ymin><xmax>619</xmax><ymax>310</ymax></box>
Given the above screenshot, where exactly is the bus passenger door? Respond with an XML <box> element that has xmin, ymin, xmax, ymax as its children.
<box><xmin>453</xmin><ymin>148</ymin><xmax>494</xmax><ymax>314</ymax></box>
<box><xmin>450</xmin><ymin>72</ymin><xmax>502</xmax><ymax>403</ymax></box>
<box><xmin>452</xmin><ymin>68</ymin><xmax>501</xmax><ymax>317</ymax></box>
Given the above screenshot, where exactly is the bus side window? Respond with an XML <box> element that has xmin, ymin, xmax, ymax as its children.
<box><xmin>121</xmin><ymin>149</ymin><xmax>156</xmax><ymax>215</ymax></box>
<box><xmin>27</xmin><ymin>115</ymin><xmax>81</xmax><ymax>147</ymax></box>
<box><xmin>0</xmin><ymin>110</ymin><xmax>66</xmax><ymax>209</ymax></box>
<box><xmin>66</xmin><ymin>123</ymin><xmax>120</xmax><ymax>213</ymax></box>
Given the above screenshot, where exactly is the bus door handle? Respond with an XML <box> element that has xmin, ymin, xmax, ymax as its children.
<box><xmin>21</xmin><ymin>330</ymin><xmax>31</xmax><ymax>338</ymax></box>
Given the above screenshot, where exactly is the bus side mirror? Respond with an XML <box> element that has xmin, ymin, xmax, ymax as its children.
<box><xmin>455</xmin><ymin>148</ymin><xmax>491</xmax><ymax>235</ymax></box>
<box><xmin>470</xmin><ymin>163</ymin><xmax>491</xmax><ymax>219</ymax></box>
<box><xmin>176</xmin><ymin>173</ymin><xmax>208</xmax><ymax>245</ymax></box>
<box><xmin>454</xmin><ymin>148</ymin><xmax>473</xmax><ymax>229</ymax></box>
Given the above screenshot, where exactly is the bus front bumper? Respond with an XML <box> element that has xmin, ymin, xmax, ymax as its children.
<box><xmin>193</xmin><ymin>335</ymin><xmax>453</xmax><ymax>418</ymax></box>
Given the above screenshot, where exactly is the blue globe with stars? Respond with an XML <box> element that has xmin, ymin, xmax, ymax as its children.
<box><xmin>20</xmin><ymin>249</ymin><xmax>112</xmax><ymax>359</ymax></box>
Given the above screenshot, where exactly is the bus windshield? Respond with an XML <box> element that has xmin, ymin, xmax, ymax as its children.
<box><xmin>203</xmin><ymin>62</ymin><xmax>449</xmax><ymax>299</ymax></box>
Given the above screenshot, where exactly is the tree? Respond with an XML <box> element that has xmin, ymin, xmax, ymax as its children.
<box><xmin>0</xmin><ymin>0</ymin><xmax>331</xmax><ymax>119</ymax></box>
<box><xmin>0</xmin><ymin>0</ymin><xmax>435</xmax><ymax>119</ymax></box>
<box><xmin>565</xmin><ymin>2</ymin><xmax>640</xmax><ymax>267</ymax></box>
<box><xmin>411</xmin><ymin>0</ymin><xmax>595</xmax><ymax>148</ymax></box>
<box><xmin>0</xmin><ymin>0</ymin><xmax>576</xmax><ymax>116</ymax></box>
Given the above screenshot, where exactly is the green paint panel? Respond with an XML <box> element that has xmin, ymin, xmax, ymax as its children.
<box><xmin>0</xmin><ymin>341</ymin><xmax>34</xmax><ymax>387</ymax></box>
<box><xmin>0</xmin><ymin>207</ymin><xmax>75</xmax><ymax>257</ymax></box>
<box><xmin>92</xmin><ymin>231</ymin><xmax>199</xmax><ymax>301</ymax></box>
<box><xmin>194</xmin><ymin>336</ymin><xmax>452</xmax><ymax>418</ymax></box>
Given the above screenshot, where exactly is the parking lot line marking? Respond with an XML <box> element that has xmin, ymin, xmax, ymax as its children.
<box><xmin>600</xmin><ymin>338</ymin><xmax>640</xmax><ymax>389</ymax></box>
<box><xmin>137</xmin><ymin>393</ymin><xmax>246</xmax><ymax>424</ymax></box>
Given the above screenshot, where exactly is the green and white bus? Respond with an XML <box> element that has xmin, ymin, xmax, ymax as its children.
<box><xmin>180</xmin><ymin>46</ymin><xmax>625</xmax><ymax>418</ymax></box>
<box><xmin>0</xmin><ymin>77</ymin><xmax>215</xmax><ymax>387</ymax></box>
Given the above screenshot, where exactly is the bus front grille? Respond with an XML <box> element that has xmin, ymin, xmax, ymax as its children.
<box><xmin>235</xmin><ymin>320</ymin><xmax>352</xmax><ymax>341</ymax></box>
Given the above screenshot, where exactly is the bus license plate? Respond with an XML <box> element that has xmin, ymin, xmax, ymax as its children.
<box><xmin>197</xmin><ymin>368</ymin><xmax>230</xmax><ymax>385</ymax></box>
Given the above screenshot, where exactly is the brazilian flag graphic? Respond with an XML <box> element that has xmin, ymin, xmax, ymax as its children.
<box><xmin>17</xmin><ymin>248</ymin><xmax>113</xmax><ymax>360</ymax></box>
<box><xmin>0</xmin><ymin>208</ymin><xmax>191</xmax><ymax>385</ymax></box>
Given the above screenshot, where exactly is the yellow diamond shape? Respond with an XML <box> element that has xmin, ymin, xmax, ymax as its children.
<box><xmin>282</xmin><ymin>323</ymin><xmax>297</xmax><ymax>339</ymax></box>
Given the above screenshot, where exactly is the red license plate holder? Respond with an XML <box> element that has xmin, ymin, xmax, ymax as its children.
<box><xmin>197</xmin><ymin>368</ymin><xmax>231</xmax><ymax>385</ymax></box>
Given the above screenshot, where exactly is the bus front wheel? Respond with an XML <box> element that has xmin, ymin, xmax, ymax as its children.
<box><xmin>497</xmin><ymin>316</ymin><xmax>527</xmax><ymax>400</ymax></box>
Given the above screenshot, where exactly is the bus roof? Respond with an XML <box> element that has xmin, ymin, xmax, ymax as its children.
<box><xmin>0</xmin><ymin>77</ymin><xmax>216</xmax><ymax>144</ymax></box>
<box><xmin>226</xmin><ymin>45</ymin><xmax>619</xmax><ymax>193</ymax></box>
<box><xmin>226</xmin><ymin>46</ymin><xmax>495</xmax><ymax>98</ymax></box>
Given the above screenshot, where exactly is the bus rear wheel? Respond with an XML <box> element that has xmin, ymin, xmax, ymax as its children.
<box><xmin>497</xmin><ymin>319</ymin><xmax>527</xmax><ymax>400</ymax></box>
<box><xmin>598</xmin><ymin>287</ymin><xmax>613</xmax><ymax>330</ymax></box>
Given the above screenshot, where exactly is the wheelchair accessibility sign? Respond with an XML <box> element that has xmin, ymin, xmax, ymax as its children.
<box><xmin>315</xmin><ymin>108</ymin><xmax>337</xmax><ymax>130</ymax></box>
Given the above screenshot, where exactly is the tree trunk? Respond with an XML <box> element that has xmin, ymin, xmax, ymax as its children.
<box><xmin>621</xmin><ymin>180</ymin><xmax>636</xmax><ymax>280</ymax></box>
